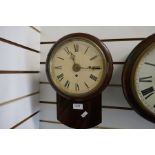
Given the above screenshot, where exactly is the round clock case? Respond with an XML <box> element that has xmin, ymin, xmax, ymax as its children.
<box><xmin>46</xmin><ymin>33</ymin><xmax>113</xmax><ymax>128</ymax></box>
<box><xmin>122</xmin><ymin>34</ymin><xmax>155</xmax><ymax>123</ymax></box>
<box><xmin>46</xmin><ymin>33</ymin><xmax>113</xmax><ymax>102</ymax></box>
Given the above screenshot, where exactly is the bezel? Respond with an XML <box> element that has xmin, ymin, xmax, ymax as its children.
<box><xmin>122</xmin><ymin>33</ymin><xmax>155</xmax><ymax>123</ymax></box>
<box><xmin>46</xmin><ymin>33</ymin><xmax>113</xmax><ymax>102</ymax></box>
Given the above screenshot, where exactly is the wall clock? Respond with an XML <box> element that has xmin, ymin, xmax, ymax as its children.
<box><xmin>46</xmin><ymin>33</ymin><xmax>113</xmax><ymax>128</ymax></box>
<box><xmin>122</xmin><ymin>34</ymin><xmax>155</xmax><ymax>123</ymax></box>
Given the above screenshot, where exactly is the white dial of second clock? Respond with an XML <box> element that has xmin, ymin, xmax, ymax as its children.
<box><xmin>50</xmin><ymin>39</ymin><xmax>106</xmax><ymax>97</ymax></box>
<box><xmin>135</xmin><ymin>45</ymin><xmax>155</xmax><ymax>114</ymax></box>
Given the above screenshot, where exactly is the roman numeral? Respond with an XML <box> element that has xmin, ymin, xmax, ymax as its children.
<box><xmin>90</xmin><ymin>74</ymin><xmax>97</xmax><ymax>81</ymax></box>
<box><xmin>84</xmin><ymin>47</ymin><xmax>89</xmax><ymax>54</ymax></box>
<box><xmin>84</xmin><ymin>82</ymin><xmax>89</xmax><ymax>89</ymax></box>
<box><xmin>139</xmin><ymin>76</ymin><xmax>152</xmax><ymax>82</ymax></box>
<box><xmin>57</xmin><ymin>57</ymin><xmax>64</xmax><ymax>60</ymax></box>
<box><xmin>64</xmin><ymin>80</ymin><xmax>70</xmax><ymax>88</ymax></box>
<box><xmin>75</xmin><ymin>83</ymin><xmax>79</xmax><ymax>91</ymax></box>
<box><xmin>74</xmin><ymin>44</ymin><xmax>79</xmax><ymax>52</ymax></box>
<box><xmin>141</xmin><ymin>86</ymin><xmax>154</xmax><ymax>99</ymax></box>
<box><xmin>54</xmin><ymin>66</ymin><xmax>62</xmax><ymax>69</ymax></box>
<box><xmin>145</xmin><ymin>62</ymin><xmax>155</xmax><ymax>67</ymax></box>
<box><xmin>64</xmin><ymin>47</ymin><xmax>70</xmax><ymax>55</ymax></box>
<box><xmin>90</xmin><ymin>55</ymin><xmax>98</xmax><ymax>61</ymax></box>
<box><xmin>57</xmin><ymin>73</ymin><xmax>64</xmax><ymax>81</ymax></box>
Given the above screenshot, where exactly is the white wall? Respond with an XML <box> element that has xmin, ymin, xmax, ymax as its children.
<box><xmin>0</xmin><ymin>26</ymin><xmax>40</xmax><ymax>129</ymax></box>
<box><xmin>40</xmin><ymin>26</ymin><xmax>155</xmax><ymax>129</ymax></box>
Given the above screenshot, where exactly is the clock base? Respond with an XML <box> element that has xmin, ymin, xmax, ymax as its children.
<box><xmin>57</xmin><ymin>94</ymin><xmax>102</xmax><ymax>129</ymax></box>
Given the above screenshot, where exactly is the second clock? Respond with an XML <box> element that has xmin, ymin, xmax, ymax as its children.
<box><xmin>122</xmin><ymin>34</ymin><xmax>155</xmax><ymax>123</ymax></box>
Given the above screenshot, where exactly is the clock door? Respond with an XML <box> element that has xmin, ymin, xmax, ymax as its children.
<box><xmin>57</xmin><ymin>94</ymin><xmax>102</xmax><ymax>129</ymax></box>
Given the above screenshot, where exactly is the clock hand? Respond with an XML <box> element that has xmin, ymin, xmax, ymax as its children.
<box><xmin>145</xmin><ymin>62</ymin><xmax>155</xmax><ymax>67</ymax></box>
<box><xmin>80</xmin><ymin>66</ymin><xmax>102</xmax><ymax>70</ymax></box>
<box><xmin>70</xmin><ymin>52</ymin><xmax>76</xmax><ymax>64</ymax></box>
<box><xmin>89</xmin><ymin>66</ymin><xmax>102</xmax><ymax>70</ymax></box>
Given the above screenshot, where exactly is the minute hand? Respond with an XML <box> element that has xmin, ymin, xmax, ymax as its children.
<box><xmin>81</xmin><ymin>66</ymin><xmax>102</xmax><ymax>70</ymax></box>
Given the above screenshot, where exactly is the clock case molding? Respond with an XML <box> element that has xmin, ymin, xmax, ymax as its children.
<box><xmin>46</xmin><ymin>33</ymin><xmax>113</xmax><ymax>128</ymax></box>
<box><xmin>122</xmin><ymin>33</ymin><xmax>155</xmax><ymax>123</ymax></box>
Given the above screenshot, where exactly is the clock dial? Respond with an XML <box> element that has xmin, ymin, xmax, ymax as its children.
<box><xmin>133</xmin><ymin>44</ymin><xmax>155</xmax><ymax>115</ymax></box>
<box><xmin>122</xmin><ymin>34</ymin><xmax>155</xmax><ymax>123</ymax></box>
<box><xmin>49</xmin><ymin>39</ymin><xmax>105</xmax><ymax>97</ymax></box>
<box><xmin>46</xmin><ymin>33</ymin><xmax>113</xmax><ymax>99</ymax></box>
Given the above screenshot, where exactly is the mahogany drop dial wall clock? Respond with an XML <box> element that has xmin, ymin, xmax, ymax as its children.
<box><xmin>46</xmin><ymin>33</ymin><xmax>113</xmax><ymax>128</ymax></box>
<box><xmin>122</xmin><ymin>34</ymin><xmax>155</xmax><ymax>123</ymax></box>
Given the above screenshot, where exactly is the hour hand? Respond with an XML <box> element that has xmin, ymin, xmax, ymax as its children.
<box><xmin>64</xmin><ymin>47</ymin><xmax>76</xmax><ymax>62</ymax></box>
<box><xmin>70</xmin><ymin>53</ymin><xmax>76</xmax><ymax>63</ymax></box>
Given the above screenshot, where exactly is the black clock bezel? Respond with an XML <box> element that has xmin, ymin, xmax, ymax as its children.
<box><xmin>46</xmin><ymin>33</ymin><xmax>113</xmax><ymax>102</ymax></box>
<box><xmin>122</xmin><ymin>33</ymin><xmax>155</xmax><ymax>123</ymax></box>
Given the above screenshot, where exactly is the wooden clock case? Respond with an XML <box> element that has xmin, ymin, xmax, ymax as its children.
<box><xmin>46</xmin><ymin>33</ymin><xmax>113</xmax><ymax>128</ymax></box>
<box><xmin>122</xmin><ymin>34</ymin><xmax>155</xmax><ymax>123</ymax></box>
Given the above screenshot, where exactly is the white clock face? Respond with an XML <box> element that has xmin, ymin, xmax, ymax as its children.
<box><xmin>134</xmin><ymin>44</ymin><xmax>155</xmax><ymax>115</ymax></box>
<box><xmin>48</xmin><ymin>37</ymin><xmax>107</xmax><ymax>97</ymax></box>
